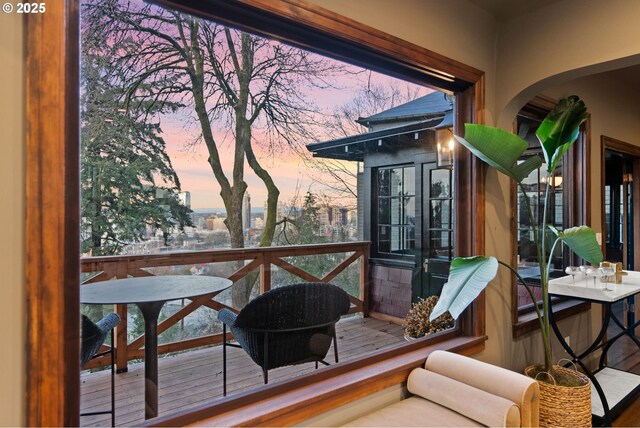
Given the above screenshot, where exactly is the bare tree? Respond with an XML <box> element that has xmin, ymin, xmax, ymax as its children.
<box><xmin>84</xmin><ymin>0</ymin><xmax>347</xmax><ymax>306</ymax></box>
<box><xmin>325</xmin><ymin>74</ymin><xmax>425</xmax><ymax>139</ymax></box>
<box><xmin>303</xmin><ymin>75</ymin><xmax>425</xmax><ymax>208</ymax></box>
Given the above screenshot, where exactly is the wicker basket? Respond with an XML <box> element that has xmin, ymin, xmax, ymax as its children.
<box><xmin>525</xmin><ymin>364</ymin><xmax>592</xmax><ymax>428</ymax></box>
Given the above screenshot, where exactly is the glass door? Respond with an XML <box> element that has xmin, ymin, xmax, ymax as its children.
<box><xmin>412</xmin><ymin>163</ymin><xmax>454</xmax><ymax>301</ymax></box>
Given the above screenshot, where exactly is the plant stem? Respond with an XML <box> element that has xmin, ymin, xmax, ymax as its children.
<box><xmin>518</xmin><ymin>177</ymin><xmax>553</xmax><ymax>373</ymax></box>
<box><xmin>546</xmin><ymin>239</ymin><xmax>560</xmax><ymax>286</ymax></box>
<box><xmin>541</xmin><ymin>175</ymin><xmax>553</xmax><ymax>372</ymax></box>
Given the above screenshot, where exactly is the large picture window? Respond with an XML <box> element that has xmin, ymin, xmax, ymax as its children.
<box><xmin>376</xmin><ymin>166</ymin><xmax>416</xmax><ymax>257</ymax></box>
<box><xmin>25</xmin><ymin>0</ymin><xmax>485</xmax><ymax>426</ymax></box>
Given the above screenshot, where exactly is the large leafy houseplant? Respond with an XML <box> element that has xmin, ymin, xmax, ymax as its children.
<box><xmin>429</xmin><ymin>95</ymin><xmax>603</xmax><ymax>376</ymax></box>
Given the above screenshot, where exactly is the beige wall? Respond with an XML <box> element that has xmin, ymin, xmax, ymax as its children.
<box><xmin>0</xmin><ymin>12</ymin><xmax>25</xmax><ymax>427</ymax></box>
<box><xmin>495</xmin><ymin>0</ymin><xmax>640</xmax><ymax>128</ymax></box>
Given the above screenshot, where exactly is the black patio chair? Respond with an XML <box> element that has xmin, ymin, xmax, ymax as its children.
<box><xmin>217</xmin><ymin>282</ymin><xmax>350</xmax><ymax>395</ymax></box>
<box><xmin>80</xmin><ymin>313</ymin><xmax>120</xmax><ymax>427</ymax></box>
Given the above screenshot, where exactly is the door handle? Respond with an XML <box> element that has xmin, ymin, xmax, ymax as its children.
<box><xmin>423</xmin><ymin>259</ymin><xmax>429</xmax><ymax>272</ymax></box>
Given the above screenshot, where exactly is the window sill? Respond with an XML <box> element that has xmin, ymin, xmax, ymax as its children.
<box><xmin>146</xmin><ymin>334</ymin><xmax>486</xmax><ymax>427</ymax></box>
<box><xmin>512</xmin><ymin>299</ymin><xmax>591</xmax><ymax>339</ymax></box>
<box><xmin>370</xmin><ymin>257</ymin><xmax>415</xmax><ymax>269</ymax></box>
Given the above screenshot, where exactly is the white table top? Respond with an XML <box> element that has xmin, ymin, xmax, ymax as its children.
<box><xmin>80</xmin><ymin>275</ymin><xmax>232</xmax><ymax>305</ymax></box>
<box><xmin>549</xmin><ymin>270</ymin><xmax>640</xmax><ymax>302</ymax></box>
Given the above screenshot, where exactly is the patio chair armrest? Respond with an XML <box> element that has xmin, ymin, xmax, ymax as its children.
<box><xmin>96</xmin><ymin>312</ymin><xmax>121</xmax><ymax>333</ymax></box>
<box><xmin>217</xmin><ymin>308</ymin><xmax>238</xmax><ymax>326</ymax></box>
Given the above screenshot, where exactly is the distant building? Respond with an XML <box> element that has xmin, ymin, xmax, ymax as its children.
<box><xmin>242</xmin><ymin>192</ymin><xmax>251</xmax><ymax>230</ymax></box>
<box><xmin>264</xmin><ymin>200</ymin><xmax>289</xmax><ymax>222</ymax></box>
<box><xmin>178</xmin><ymin>191</ymin><xmax>191</xmax><ymax>208</ymax></box>
<box><xmin>196</xmin><ymin>217</ymin><xmax>206</xmax><ymax>230</ymax></box>
<box><xmin>252</xmin><ymin>216</ymin><xmax>264</xmax><ymax>229</ymax></box>
<box><xmin>317</xmin><ymin>205</ymin><xmax>349</xmax><ymax>227</ymax></box>
<box><xmin>206</xmin><ymin>216</ymin><xmax>226</xmax><ymax>231</ymax></box>
<box><xmin>317</xmin><ymin>207</ymin><xmax>331</xmax><ymax>227</ymax></box>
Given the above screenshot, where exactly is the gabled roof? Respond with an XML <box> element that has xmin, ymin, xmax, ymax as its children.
<box><xmin>307</xmin><ymin>112</ymin><xmax>452</xmax><ymax>161</ymax></box>
<box><xmin>356</xmin><ymin>91</ymin><xmax>452</xmax><ymax>126</ymax></box>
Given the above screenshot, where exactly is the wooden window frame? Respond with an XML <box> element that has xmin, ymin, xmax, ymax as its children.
<box><xmin>25</xmin><ymin>0</ymin><xmax>485</xmax><ymax>425</ymax></box>
<box><xmin>510</xmin><ymin>96</ymin><xmax>591</xmax><ymax>338</ymax></box>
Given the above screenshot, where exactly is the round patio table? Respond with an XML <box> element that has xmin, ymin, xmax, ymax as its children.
<box><xmin>80</xmin><ymin>275</ymin><xmax>232</xmax><ymax>420</ymax></box>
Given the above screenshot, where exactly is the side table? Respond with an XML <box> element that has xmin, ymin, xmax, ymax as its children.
<box><xmin>549</xmin><ymin>272</ymin><xmax>640</xmax><ymax>426</ymax></box>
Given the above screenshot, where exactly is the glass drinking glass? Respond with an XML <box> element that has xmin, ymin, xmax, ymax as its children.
<box><xmin>580</xmin><ymin>265</ymin><xmax>595</xmax><ymax>286</ymax></box>
<box><xmin>591</xmin><ymin>268</ymin><xmax>604</xmax><ymax>287</ymax></box>
<box><xmin>599</xmin><ymin>266</ymin><xmax>615</xmax><ymax>291</ymax></box>
<box><xmin>565</xmin><ymin>266</ymin><xmax>580</xmax><ymax>285</ymax></box>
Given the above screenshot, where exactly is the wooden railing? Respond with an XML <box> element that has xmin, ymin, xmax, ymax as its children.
<box><xmin>80</xmin><ymin>242</ymin><xmax>370</xmax><ymax>371</ymax></box>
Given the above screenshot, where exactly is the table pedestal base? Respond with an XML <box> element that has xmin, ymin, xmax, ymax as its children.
<box><xmin>138</xmin><ymin>301</ymin><xmax>165</xmax><ymax>420</ymax></box>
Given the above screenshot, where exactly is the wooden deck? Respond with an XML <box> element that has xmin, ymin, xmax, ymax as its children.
<box><xmin>80</xmin><ymin>315</ymin><xmax>405</xmax><ymax>427</ymax></box>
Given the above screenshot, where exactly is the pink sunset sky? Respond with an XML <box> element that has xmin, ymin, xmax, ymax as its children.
<box><xmin>118</xmin><ymin>2</ymin><xmax>433</xmax><ymax>211</ymax></box>
<box><xmin>160</xmin><ymin>68</ymin><xmax>430</xmax><ymax>210</ymax></box>
<box><xmin>80</xmin><ymin>0</ymin><xmax>432</xmax><ymax>211</ymax></box>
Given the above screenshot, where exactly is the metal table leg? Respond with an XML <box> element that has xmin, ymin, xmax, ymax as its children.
<box><xmin>549</xmin><ymin>300</ymin><xmax>612</xmax><ymax>426</ymax></box>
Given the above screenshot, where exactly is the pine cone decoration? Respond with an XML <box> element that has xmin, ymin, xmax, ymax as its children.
<box><xmin>404</xmin><ymin>296</ymin><xmax>454</xmax><ymax>338</ymax></box>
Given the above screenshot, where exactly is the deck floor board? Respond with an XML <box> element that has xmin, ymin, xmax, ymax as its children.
<box><xmin>80</xmin><ymin>315</ymin><xmax>405</xmax><ymax>426</ymax></box>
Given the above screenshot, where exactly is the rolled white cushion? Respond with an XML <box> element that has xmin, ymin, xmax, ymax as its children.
<box><xmin>408</xmin><ymin>368</ymin><xmax>521</xmax><ymax>427</ymax></box>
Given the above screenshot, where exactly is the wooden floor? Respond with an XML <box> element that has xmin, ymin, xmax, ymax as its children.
<box><xmin>80</xmin><ymin>315</ymin><xmax>405</xmax><ymax>427</ymax></box>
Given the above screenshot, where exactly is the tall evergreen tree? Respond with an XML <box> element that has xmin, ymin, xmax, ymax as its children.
<box><xmin>80</xmin><ymin>50</ymin><xmax>192</xmax><ymax>256</ymax></box>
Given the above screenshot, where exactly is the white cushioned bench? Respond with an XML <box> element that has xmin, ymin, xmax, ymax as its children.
<box><xmin>343</xmin><ymin>351</ymin><xmax>539</xmax><ymax>427</ymax></box>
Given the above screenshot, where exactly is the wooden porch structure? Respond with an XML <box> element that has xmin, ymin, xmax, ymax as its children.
<box><xmin>81</xmin><ymin>242</ymin><xmax>370</xmax><ymax>372</ymax></box>
<box><xmin>79</xmin><ymin>242</ymin><xmax>405</xmax><ymax>426</ymax></box>
<box><xmin>80</xmin><ymin>316</ymin><xmax>404</xmax><ymax>426</ymax></box>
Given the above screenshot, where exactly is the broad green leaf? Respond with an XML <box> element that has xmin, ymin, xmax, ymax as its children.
<box><xmin>455</xmin><ymin>124</ymin><xmax>542</xmax><ymax>183</ymax></box>
<box><xmin>430</xmin><ymin>256</ymin><xmax>499</xmax><ymax>321</ymax></box>
<box><xmin>551</xmin><ymin>225</ymin><xmax>603</xmax><ymax>265</ymax></box>
<box><xmin>536</xmin><ymin>95</ymin><xmax>588</xmax><ymax>173</ymax></box>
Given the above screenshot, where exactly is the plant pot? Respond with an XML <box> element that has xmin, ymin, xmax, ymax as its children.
<box><xmin>525</xmin><ymin>365</ymin><xmax>592</xmax><ymax>428</ymax></box>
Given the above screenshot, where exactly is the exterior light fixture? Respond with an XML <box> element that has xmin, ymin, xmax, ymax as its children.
<box><xmin>541</xmin><ymin>175</ymin><xmax>563</xmax><ymax>187</ymax></box>
<box><xmin>436</xmin><ymin>127</ymin><xmax>454</xmax><ymax>168</ymax></box>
